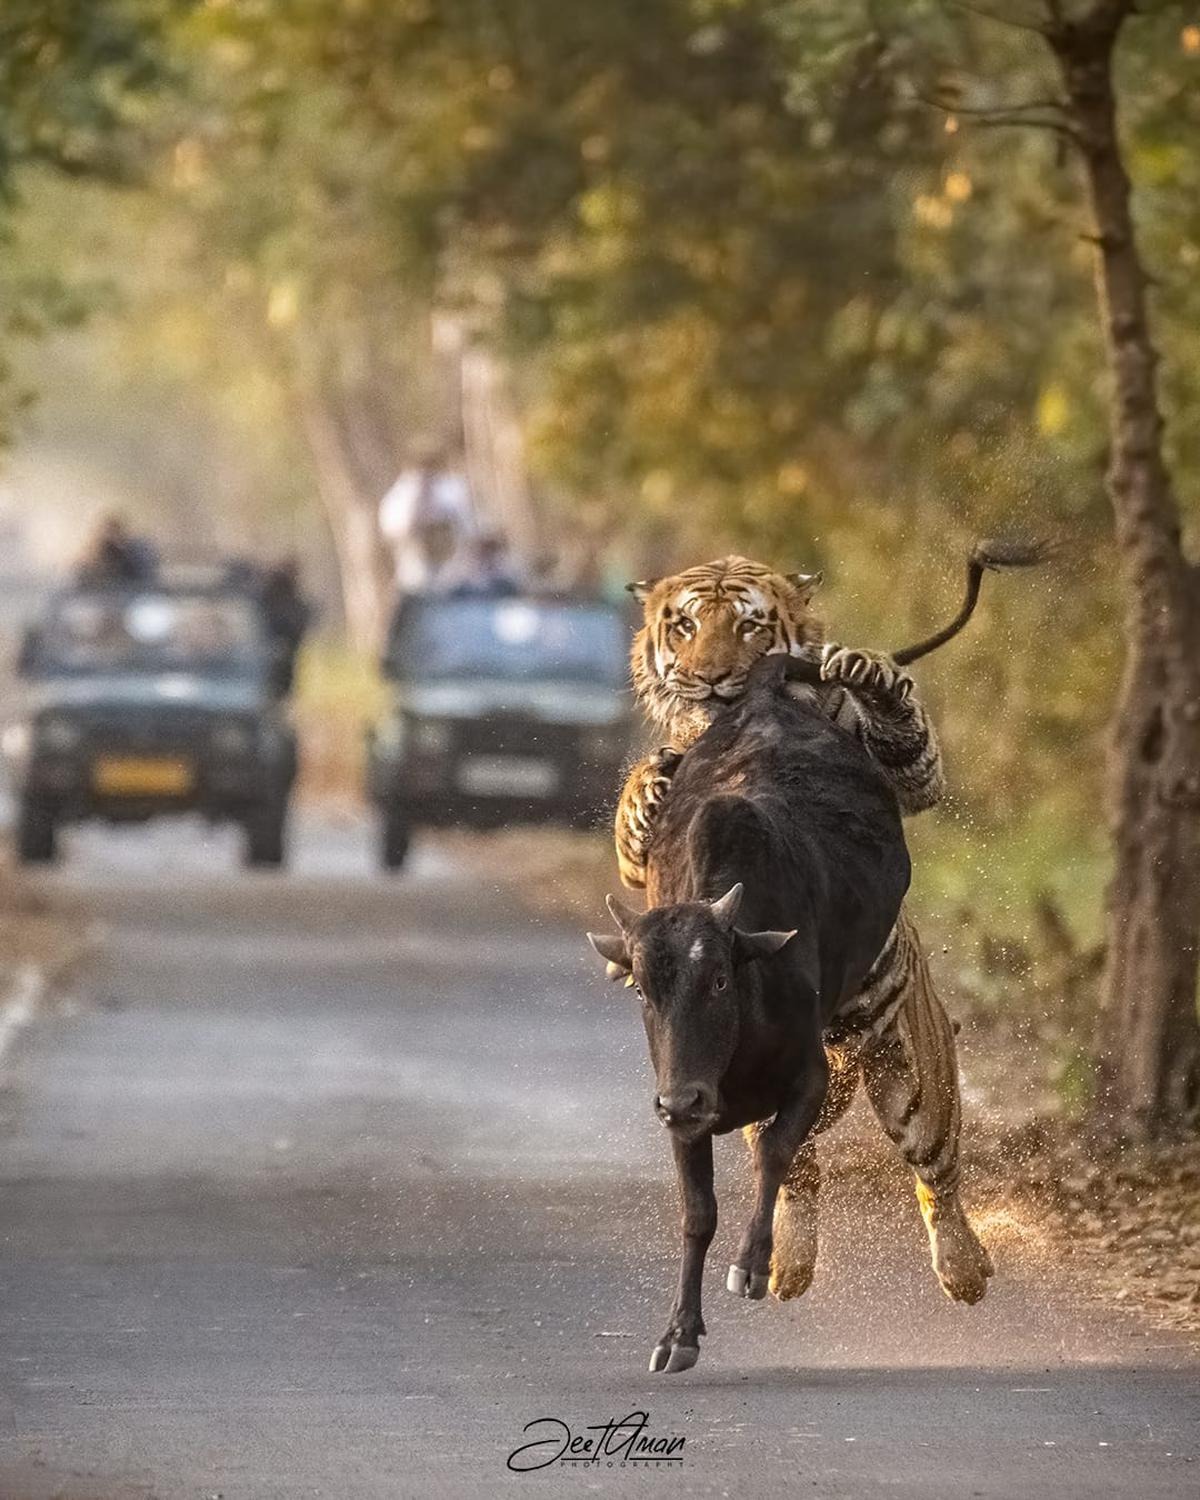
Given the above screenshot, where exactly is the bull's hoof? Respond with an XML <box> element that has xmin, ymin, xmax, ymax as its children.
<box><xmin>649</xmin><ymin>1341</ymin><xmax>699</xmax><ymax>1374</ymax></box>
<box><xmin>726</xmin><ymin>1264</ymin><xmax>769</xmax><ymax>1300</ymax></box>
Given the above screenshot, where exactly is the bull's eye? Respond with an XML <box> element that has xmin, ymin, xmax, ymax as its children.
<box><xmin>714</xmin><ymin>974</ymin><xmax>728</xmax><ymax>992</ymax></box>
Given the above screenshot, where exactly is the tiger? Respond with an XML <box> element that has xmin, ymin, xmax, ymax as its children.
<box><xmin>614</xmin><ymin>554</ymin><xmax>993</xmax><ymax>1305</ymax></box>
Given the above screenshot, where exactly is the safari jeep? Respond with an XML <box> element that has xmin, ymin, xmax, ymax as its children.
<box><xmin>6</xmin><ymin>574</ymin><xmax>298</xmax><ymax>867</ymax></box>
<box><xmin>367</xmin><ymin>592</ymin><xmax>633</xmax><ymax>870</ymax></box>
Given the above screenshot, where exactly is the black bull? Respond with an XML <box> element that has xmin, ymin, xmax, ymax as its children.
<box><xmin>588</xmin><ymin>654</ymin><xmax>911</xmax><ymax>1373</ymax></box>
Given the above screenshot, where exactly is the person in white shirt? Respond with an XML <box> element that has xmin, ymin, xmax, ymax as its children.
<box><xmin>378</xmin><ymin>459</ymin><xmax>479</xmax><ymax>594</ymax></box>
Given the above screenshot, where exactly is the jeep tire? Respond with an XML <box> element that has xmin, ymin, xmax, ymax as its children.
<box><xmin>16</xmin><ymin>797</ymin><xmax>58</xmax><ymax>865</ymax></box>
<box><xmin>381</xmin><ymin>805</ymin><xmax>412</xmax><ymax>872</ymax></box>
<box><xmin>244</xmin><ymin>794</ymin><xmax>288</xmax><ymax>869</ymax></box>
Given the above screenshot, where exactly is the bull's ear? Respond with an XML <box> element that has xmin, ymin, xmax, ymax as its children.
<box><xmin>605</xmin><ymin>893</ymin><xmax>641</xmax><ymax>935</ymax></box>
<box><xmin>733</xmin><ymin>928</ymin><xmax>797</xmax><ymax>965</ymax></box>
<box><xmin>587</xmin><ymin>931</ymin><xmax>631</xmax><ymax>980</ymax></box>
<box><xmin>709</xmin><ymin>882</ymin><xmax>744</xmax><ymax>929</ymax></box>
<box><xmin>785</xmin><ymin>570</ymin><xmax>822</xmax><ymax>604</ymax></box>
<box><xmin>625</xmin><ymin>578</ymin><xmax>659</xmax><ymax>603</ymax></box>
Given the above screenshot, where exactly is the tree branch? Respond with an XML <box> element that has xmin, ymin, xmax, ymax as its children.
<box><xmin>927</xmin><ymin>97</ymin><xmax>1071</xmax><ymax>118</ymax></box>
<box><xmin>974</xmin><ymin>115</ymin><xmax>1080</xmax><ymax>143</ymax></box>
<box><xmin>915</xmin><ymin>92</ymin><xmax>1081</xmax><ymax>144</ymax></box>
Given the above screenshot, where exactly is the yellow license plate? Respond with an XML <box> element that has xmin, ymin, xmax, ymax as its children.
<box><xmin>92</xmin><ymin>756</ymin><xmax>195</xmax><ymax>797</ymax></box>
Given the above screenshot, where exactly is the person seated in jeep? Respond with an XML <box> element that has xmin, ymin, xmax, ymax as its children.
<box><xmin>75</xmin><ymin>513</ymin><xmax>160</xmax><ymax>587</ymax></box>
<box><xmin>256</xmin><ymin>556</ymin><xmax>314</xmax><ymax>695</ymax></box>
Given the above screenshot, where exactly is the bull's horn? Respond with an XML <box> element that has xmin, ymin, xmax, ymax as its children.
<box><xmin>604</xmin><ymin>893</ymin><xmax>641</xmax><ymax>935</ymax></box>
<box><xmin>709</xmin><ymin>883</ymin><xmax>744</xmax><ymax>928</ymax></box>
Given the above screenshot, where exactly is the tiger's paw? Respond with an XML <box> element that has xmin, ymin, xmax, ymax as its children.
<box><xmin>630</xmin><ymin>747</ymin><xmax>683</xmax><ymax>826</ymax></box>
<box><xmin>928</xmin><ymin>1203</ymin><xmax>994</xmax><ymax>1305</ymax></box>
<box><xmin>615</xmin><ymin>748</ymin><xmax>684</xmax><ymax>888</ymax></box>
<box><xmin>820</xmin><ymin>643</ymin><xmax>913</xmax><ymax>702</ymax></box>
<box><xmin>768</xmin><ymin>1189</ymin><xmax>818</xmax><ymax>1302</ymax></box>
<box><xmin>645</xmin><ymin>745</ymin><xmax>684</xmax><ymax>797</ymax></box>
<box><xmin>769</xmin><ymin>1257</ymin><xmax>816</xmax><ymax>1303</ymax></box>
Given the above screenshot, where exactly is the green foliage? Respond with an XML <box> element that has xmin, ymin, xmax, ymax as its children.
<box><xmin>202</xmin><ymin>0</ymin><xmax>1191</xmax><ymax>947</ymax></box>
<box><xmin>0</xmin><ymin>0</ymin><xmax>189</xmax><ymax>445</ymax></box>
<box><xmin>6</xmin><ymin>0</ymin><xmax>1199</xmax><ymax>963</ymax></box>
<box><xmin>0</xmin><ymin>0</ymin><xmax>182</xmax><ymax>191</ymax></box>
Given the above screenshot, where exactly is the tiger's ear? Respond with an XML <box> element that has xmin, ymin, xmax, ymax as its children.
<box><xmin>785</xmin><ymin>570</ymin><xmax>823</xmax><ymax>604</ymax></box>
<box><xmin>626</xmin><ymin>578</ymin><xmax>659</xmax><ymax>603</ymax></box>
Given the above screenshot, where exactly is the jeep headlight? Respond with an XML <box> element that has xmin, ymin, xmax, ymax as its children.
<box><xmin>38</xmin><ymin>715</ymin><xmax>81</xmax><ymax>752</ymax></box>
<box><xmin>211</xmin><ymin>721</ymin><xmax>256</xmax><ymax>757</ymax></box>
<box><xmin>1</xmin><ymin>721</ymin><xmax>32</xmax><ymax>759</ymax></box>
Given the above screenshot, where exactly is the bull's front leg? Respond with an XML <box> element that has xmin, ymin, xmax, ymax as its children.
<box><xmin>650</xmin><ymin>1132</ymin><xmax>716</xmax><ymax>1374</ymax></box>
<box><xmin>727</xmin><ymin>1052</ymin><xmax>829</xmax><ymax>1301</ymax></box>
<box><xmin>614</xmin><ymin>747</ymin><xmax>683</xmax><ymax>889</ymax></box>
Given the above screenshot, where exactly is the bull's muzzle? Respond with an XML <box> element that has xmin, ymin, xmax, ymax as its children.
<box><xmin>653</xmin><ymin>1084</ymin><xmax>718</xmax><ymax>1133</ymax></box>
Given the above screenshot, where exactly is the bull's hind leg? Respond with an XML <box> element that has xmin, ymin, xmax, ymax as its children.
<box><xmin>752</xmin><ymin>1044</ymin><xmax>860</xmax><ymax>1301</ymax></box>
<box><xmin>858</xmin><ymin>912</ymin><xmax>994</xmax><ymax>1305</ymax></box>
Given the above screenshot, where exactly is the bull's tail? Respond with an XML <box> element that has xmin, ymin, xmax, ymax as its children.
<box><xmin>891</xmin><ymin>538</ymin><xmax>1053</xmax><ymax>667</ymax></box>
<box><xmin>758</xmin><ymin>536</ymin><xmax>1054</xmax><ymax>693</ymax></box>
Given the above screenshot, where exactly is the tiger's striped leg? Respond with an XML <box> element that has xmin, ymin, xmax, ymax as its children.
<box><xmin>614</xmin><ymin>747</ymin><xmax>683</xmax><ymax>889</ymax></box>
<box><xmin>743</xmin><ymin>1044</ymin><xmax>859</xmax><ymax>1302</ymax></box>
<box><xmin>819</xmin><ymin>645</ymin><xmax>946</xmax><ymax>815</ymax></box>
<box><xmin>857</xmin><ymin>910</ymin><xmax>994</xmax><ymax>1305</ymax></box>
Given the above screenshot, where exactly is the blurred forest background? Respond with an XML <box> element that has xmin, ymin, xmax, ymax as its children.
<box><xmin>1</xmin><ymin>2</ymin><xmax>1198</xmax><ymax>1124</ymax></box>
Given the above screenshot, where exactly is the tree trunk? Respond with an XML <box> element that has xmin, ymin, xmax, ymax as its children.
<box><xmin>1048</xmin><ymin>3</ymin><xmax>1200</xmax><ymax>1138</ymax></box>
<box><xmin>296</xmin><ymin>384</ymin><xmax>391</xmax><ymax>653</ymax></box>
<box><xmin>461</xmin><ymin>344</ymin><xmax>541</xmax><ymax>574</ymax></box>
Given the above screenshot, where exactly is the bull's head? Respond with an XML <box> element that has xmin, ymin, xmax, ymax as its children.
<box><xmin>587</xmin><ymin>884</ymin><xmax>795</xmax><ymax>1141</ymax></box>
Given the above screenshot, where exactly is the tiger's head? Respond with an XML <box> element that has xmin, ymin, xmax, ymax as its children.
<box><xmin>628</xmin><ymin>555</ymin><xmax>825</xmax><ymax>742</ymax></box>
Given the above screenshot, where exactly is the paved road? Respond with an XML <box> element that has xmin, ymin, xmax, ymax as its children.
<box><xmin>0</xmin><ymin>816</ymin><xmax>1196</xmax><ymax>1498</ymax></box>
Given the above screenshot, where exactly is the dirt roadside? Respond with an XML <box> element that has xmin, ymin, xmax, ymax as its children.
<box><xmin>0</xmin><ymin>855</ymin><xmax>99</xmax><ymax>1111</ymax></box>
<box><xmin>968</xmin><ymin>1124</ymin><xmax>1200</xmax><ymax>1340</ymax></box>
<box><xmin>0</xmin><ymin>857</ymin><xmax>96</xmax><ymax>986</ymax></box>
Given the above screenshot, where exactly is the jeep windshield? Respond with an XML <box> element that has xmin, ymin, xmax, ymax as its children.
<box><xmin>32</xmin><ymin>590</ymin><xmax>267</xmax><ymax>679</ymax></box>
<box><xmin>386</xmin><ymin>596</ymin><xmax>628</xmax><ymax>688</ymax></box>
